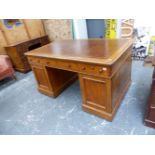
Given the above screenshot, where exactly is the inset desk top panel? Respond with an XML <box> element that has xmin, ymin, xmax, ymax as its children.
<box><xmin>26</xmin><ymin>39</ymin><xmax>133</xmax><ymax>65</ymax></box>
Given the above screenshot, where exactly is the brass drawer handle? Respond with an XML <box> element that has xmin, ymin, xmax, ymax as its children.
<box><xmin>47</xmin><ymin>62</ymin><xmax>50</xmax><ymax>65</ymax></box>
<box><xmin>68</xmin><ymin>64</ymin><xmax>71</xmax><ymax>68</ymax></box>
<box><xmin>82</xmin><ymin>67</ymin><xmax>86</xmax><ymax>70</ymax></box>
<box><xmin>102</xmin><ymin>67</ymin><xmax>107</xmax><ymax>71</ymax></box>
<box><xmin>99</xmin><ymin>67</ymin><xmax>107</xmax><ymax>73</ymax></box>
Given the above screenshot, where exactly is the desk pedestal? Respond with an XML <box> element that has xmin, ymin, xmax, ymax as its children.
<box><xmin>79</xmin><ymin>58</ymin><xmax>131</xmax><ymax>121</ymax></box>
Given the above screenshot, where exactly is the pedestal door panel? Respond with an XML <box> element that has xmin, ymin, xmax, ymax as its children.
<box><xmin>79</xmin><ymin>74</ymin><xmax>112</xmax><ymax>120</ymax></box>
<box><xmin>111</xmin><ymin>54</ymin><xmax>132</xmax><ymax>108</ymax></box>
<box><xmin>32</xmin><ymin>65</ymin><xmax>53</xmax><ymax>96</ymax></box>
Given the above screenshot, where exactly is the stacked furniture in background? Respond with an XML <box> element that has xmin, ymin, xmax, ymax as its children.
<box><xmin>144</xmin><ymin>56</ymin><xmax>155</xmax><ymax>128</ymax></box>
<box><xmin>5</xmin><ymin>35</ymin><xmax>50</xmax><ymax>73</ymax></box>
<box><xmin>0</xmin><ymin>55</ymin><xmax>15</xmax><ymax>81</ymax></box>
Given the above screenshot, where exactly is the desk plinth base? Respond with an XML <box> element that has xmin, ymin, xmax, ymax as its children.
<box><xmin>144</xmin><ymin>119</ymin><xmax>155</xmax><ymax>129</ymax></box>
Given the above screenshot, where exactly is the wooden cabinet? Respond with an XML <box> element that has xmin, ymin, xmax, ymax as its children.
<box><xmin>144</xmin><ymin>66</ymin><xmax>155</xmax><ymax>128</ymax></box>
<box><xmin>5</xmin><ymin>35</ymin><xmax>50</xmax><ymax>73</ymax></box>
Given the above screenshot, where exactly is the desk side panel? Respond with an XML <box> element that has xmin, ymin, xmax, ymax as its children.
<box><xmin>111</xmin><ymin>48</ymin><xmax>132</xmax><ymax>111</ymax></box>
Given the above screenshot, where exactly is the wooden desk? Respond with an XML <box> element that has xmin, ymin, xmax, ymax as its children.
<box><xmin>26</xmin><ymin>39</ymin><xmax>133</xmax><ymax>121</ymax></box>
<box><xmin>5</xmin><ymin>35</ymin><xmax>50</xmax><ymax>73</ymax></box>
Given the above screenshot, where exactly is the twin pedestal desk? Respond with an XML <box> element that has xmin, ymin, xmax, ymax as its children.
<box><xmin>26</xmin><ymin>39</ymin><xmax>133</xmax><ymax>121</ymax></box>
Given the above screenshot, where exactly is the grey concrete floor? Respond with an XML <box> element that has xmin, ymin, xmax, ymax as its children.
<box><xmin>0</xmin><ymin>60</ymin><xmax>155</xmax><ymax>135</ymax></box>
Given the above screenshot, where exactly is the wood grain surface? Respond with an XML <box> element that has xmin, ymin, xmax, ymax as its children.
<box><xmin>26</xmin><ymin>39</ymin><xmax>133</xmax><ymax>65</ymax></box>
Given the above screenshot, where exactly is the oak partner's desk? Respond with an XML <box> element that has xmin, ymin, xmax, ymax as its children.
<box><xmin>26</xmin><ymin>39</ymin><xmax>133</xmax><ymax>121</ymax></box>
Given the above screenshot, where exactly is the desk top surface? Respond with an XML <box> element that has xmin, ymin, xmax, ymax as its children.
<box><xmin>26</xmin><ymin>39</ymin><xmax>133</xmax><ymax>65</ymax></box>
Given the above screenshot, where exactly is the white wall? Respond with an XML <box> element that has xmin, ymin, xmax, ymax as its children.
<box><xmin>72</xmin><ymin>19</ymin><xmax>88</xmax><ymax>39</ymax></box>
<box><xmin>134</xmin><ymin>19</ymin><xmax>155</xmax><ymax>35</ymax></box>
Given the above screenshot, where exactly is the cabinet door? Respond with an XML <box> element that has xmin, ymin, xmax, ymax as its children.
<box><xmin>32</xmin><ymin>65</ymin><xmax>53</xmax><ymax>96</ymax></box>
<box><xmin>79</xmin><ymin>74</ymin><xmax>111</xmax><ymax>113</ymax></box>
<box><xmin>32</xmin><ymin>66</ymin><xmax>49</xmax><ymax>88</ymax></box>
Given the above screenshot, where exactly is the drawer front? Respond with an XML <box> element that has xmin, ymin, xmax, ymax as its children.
<box><xmin>78</xmin><ymin>63</ymin><xmax>109</xmax><ymax>77</ymax></box>
<box><xmin>28</xmin><ymin>57</ymin><xmax>110</xmax><ymax>78</ymax></box>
